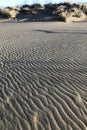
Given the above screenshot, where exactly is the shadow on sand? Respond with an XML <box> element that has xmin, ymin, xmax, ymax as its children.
<box><xmin>33</xmin><ymin>30</ymin><xmax>87</xmax><ymax>34</ymax></box>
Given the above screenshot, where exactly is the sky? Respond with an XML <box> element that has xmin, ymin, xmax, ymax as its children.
<box><xmin>0</xmin><ymin>0</ymin><xmax>87</xmax><ymax>7</ymax></box>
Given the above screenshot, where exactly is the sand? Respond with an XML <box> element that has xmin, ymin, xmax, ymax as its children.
<box><xmin>0</xmin><ymin>21</ymin><xmax>87</xmax><ymax>130</ymax></box>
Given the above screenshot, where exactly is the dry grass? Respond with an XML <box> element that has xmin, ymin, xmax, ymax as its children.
<box><xmin>0</xmin><ymin>9</ymin><xmax>12</xmax><ymax>18</ymax></box>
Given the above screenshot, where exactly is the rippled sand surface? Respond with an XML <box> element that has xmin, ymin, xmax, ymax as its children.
<box><xmin>0</xmin><ymin>21</ymin><xmax>87</xmax><ymax>130</ymax></box>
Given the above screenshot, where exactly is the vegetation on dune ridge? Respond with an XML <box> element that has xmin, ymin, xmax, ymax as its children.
<box><xmin>0</xmin><ymin>9</ymin><xmax>12</xmax><ymax>18</ymax></box>
<box><xmin>0</xmin><ymin>2</ymin><xmax>87</xmax><ymax>22</ymax></box>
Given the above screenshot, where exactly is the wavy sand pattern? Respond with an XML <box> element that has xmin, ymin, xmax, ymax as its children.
<box><xmin>0</xmin><ymin>21</ymin><xmax>87</xmax><ymax>130</ymax></box>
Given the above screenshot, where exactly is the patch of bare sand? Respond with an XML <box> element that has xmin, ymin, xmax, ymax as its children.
<box><xmin>0</xmin><ymin>21</ymin><xmax>87</xmax><ymax>130</ymax></box>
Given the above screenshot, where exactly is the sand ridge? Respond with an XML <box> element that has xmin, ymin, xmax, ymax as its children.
<box><xmin>0</xmin><ymin>22</ymin><xmax>87</xmax><ymax>130</ymax></box>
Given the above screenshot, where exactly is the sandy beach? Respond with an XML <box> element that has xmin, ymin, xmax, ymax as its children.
<box><xmin>0</xmin><ymin>21</ymin><xmax>87</xmax><ymax>130</ymax></box>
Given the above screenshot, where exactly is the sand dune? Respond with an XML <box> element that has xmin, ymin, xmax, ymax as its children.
<box><xmin>0</xmin><ymin>21</ymin><xmax>87</xmax><ymax>130</ymax></box>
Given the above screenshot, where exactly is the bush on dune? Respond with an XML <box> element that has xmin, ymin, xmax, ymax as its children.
<box><xmin>57</xmin><ymin>13</ymin><xmax>67</xmax><ymax>22</ymax></box>
<box><xmin>0</xmin><ymin>2</ymin><xmax>86</xmax><ymax>21</ymax></box>
<box><xmin>30</xmin><ymin>3</ymin><xmax>42</xmax><ymax>10</ymax></box>
<box><xmin>22</xmin><ymin>4</ymin><xmax>30</xmax><ymax>8</ymax></box>
<box><xmin>44</xmin><ymin>3</ymin><xmax>57</xmax><ymax>11</ymax></box>
<box><xmin>57</xmin><ymin>11</ymin><xmax>72</xmax><ymax>22</ymax></box>
<box><xmin>20</xmin><ymin>7</ymin><xmax>30</xmax><ymax>14</ymax></box>
<box><xmin>81</xmin><ymin>5</ymin><xmax>87</xmax><ymax>15</ymax></box>
<box><xmin>58</xmin><ymin>2</ymin><xmax>72</xmax><ymax>8</ymax></box>
<box><xmin>0</xmin><ymin>10</ymin><xmax>12</xmax><ymax>18</ymax></box>
<box><xmin>20</xmin><ymin>4</ymin><xmax>30</xmax><ymax>14</ymax></box>
<box><xmin>73</xmin><ymin>3</ymin><xmax>81</xmax><ymax>9</ymax></box>
<box><xmin>52</xmin><ymin>2</ymin><xmax>87</xmax><ymax>22</ymax></box>
<box><xmin>72</xmin><ymin>10</ymin><xmax>82</xmax><ymax>18</ymax></box>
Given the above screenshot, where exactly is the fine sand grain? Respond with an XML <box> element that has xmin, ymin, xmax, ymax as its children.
<box><xmin>0</xmin><ymin>21</ymin><xmax>87</xmax><ymax>130</ymax></box>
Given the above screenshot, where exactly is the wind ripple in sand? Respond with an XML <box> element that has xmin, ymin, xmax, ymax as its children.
<box><xmin>0</xmin><ymin>22</ymin><xmax>87</xmax><ymax>130</ymax></box>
